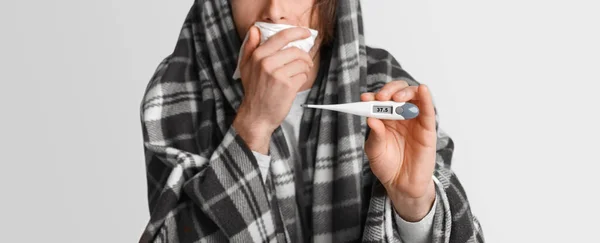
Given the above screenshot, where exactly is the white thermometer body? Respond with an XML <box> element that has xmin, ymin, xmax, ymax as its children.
<box><xmin>301</xmin><ymin>101</ymin><xmax>419</xmax><ymax>120</ymax></box>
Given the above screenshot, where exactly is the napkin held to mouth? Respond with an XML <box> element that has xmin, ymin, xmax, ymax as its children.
<box><xmin>232</xmin><ymin>22</ymin><xmax>319</xmax><ymax>80</ymax></box>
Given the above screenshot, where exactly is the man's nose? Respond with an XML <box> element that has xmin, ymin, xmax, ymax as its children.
<box><xmin>262</xmin><ymin>0</ymin><xmax>288</xmax><ymax>24</ymax></box>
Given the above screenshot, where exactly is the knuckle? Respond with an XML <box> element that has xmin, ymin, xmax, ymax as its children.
<box><xmin>260</xmin><ymin>58</ymin><xmax>272</xmax><ymax>71</ymax></box>
<box><xmin>267</xmin><ymin>70</ymin><xmax>278</xmax><ymax>80</ymax></box>
<box><xmin>251</xmin><ymin>51</ymin><xmax>262</xmax><ymax>63</ymax></box>
<box><xmin>278</xmin><ymin>79</ymin><xmax>292</xmax><ymax>88</ymax></box>
<box><xmin>271</xmin><ymin>71</ymin><xmax>285</xmax><ymax>82</ymax></box>
<box><xmin>296</xmin><ymin>73</ymin><xmax>308</xmax><ymax>82</ymax></box>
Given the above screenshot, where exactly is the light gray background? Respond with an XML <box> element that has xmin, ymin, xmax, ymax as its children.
<box><xmin>1</xmin><ymin>0</ymin><xmax>598</xmax><ymax>242</ymax></box>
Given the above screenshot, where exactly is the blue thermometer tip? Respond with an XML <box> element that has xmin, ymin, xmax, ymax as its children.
<box><xmin>397</xmin><ymin>103</ymin><xmax>419</xmax><ymax>119</ymax></box>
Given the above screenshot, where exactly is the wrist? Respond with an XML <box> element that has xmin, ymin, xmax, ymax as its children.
<box><xmin>387</xmin><ymin>180</ymin><xmax>436</xmax><ymax>222</ymax></box>
<box><xmin>233</xmin><ymin>112</ymin><xmax>273</xmax><ymax>154</ymax></box>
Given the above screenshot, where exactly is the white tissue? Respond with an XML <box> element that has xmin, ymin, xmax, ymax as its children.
<box><xmin>232</xmin><ymin>22</ymin><xmax>319</xmax><ymax>80</ymax></box>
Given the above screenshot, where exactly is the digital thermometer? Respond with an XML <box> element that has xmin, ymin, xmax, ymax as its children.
<box><xmin>301</xmin><ymin>101</ymin><xmax>419</xmax><ymax>120</ymax></box>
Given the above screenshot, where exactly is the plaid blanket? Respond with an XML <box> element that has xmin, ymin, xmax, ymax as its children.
<box><xmin>139</xmin><ymin>0</ymin><xmax>484</xmax><ymax>242</ymax></box>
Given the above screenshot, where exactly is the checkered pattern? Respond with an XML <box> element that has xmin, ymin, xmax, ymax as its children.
<box><xmin>139</xmin><ymin>0</ymin><xmax>484</xmax><ymax>242</ymax></box>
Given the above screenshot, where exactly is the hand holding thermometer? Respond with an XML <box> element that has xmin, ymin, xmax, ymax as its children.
<box><xmin>301</xmin><ymin>101</ymin><xmax>419</xmax><ymax>120</ymax></box>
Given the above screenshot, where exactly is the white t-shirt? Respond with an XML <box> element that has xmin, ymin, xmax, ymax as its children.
<box><xmin>251</xmin><ymin>90</ymin><xmax>436</xmax><ymax>243</ymax></box>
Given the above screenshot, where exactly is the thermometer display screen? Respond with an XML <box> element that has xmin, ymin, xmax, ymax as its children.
<box><xmin>373</xmin><ymin>106</ymin><xmax>393</xmax><ymax>114</ymax></box>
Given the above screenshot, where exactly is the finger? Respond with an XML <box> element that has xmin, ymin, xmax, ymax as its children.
<box><xmin>366</xmin><ymin>117</ymin><xmax>387</xmax><ymax>149</ymax></box>
<box><xmin>273</xmin><ymin>59</ymin><xmax>310</xmax><ymax>78</ymax></box>
<box><xmin>289</xmin><ymin>73</ymin><xmax>309</xmax><ymax>91</ymax></box>
<box><xmin>391</xmin><ymin>86</ymin><xmax>419</xmax><ymax>102</ymax></box>
<box><xmin>240</xmin><ymin>26</ymin><xmax>261</xmax><ymax>66</ymax></box>
<box><xmin>254</xmin><ymin>28</ymin><xmax>311</xmax><ymax>59</ymax></box>
<box><xmin>360</xmin><ymin>92</ymin><xmax>376</xmax><ymax>101</ymax></box>
<box><xmin>263</xmin><ymin>47</ymin><xmax>313</xmax><ymax>69</ymax></box>
<box><xmin>375</xmin><ymin>80</ymin><xmax>410</xmax><ymax>101</ymax></box>
<box><xmin>416</xmin><ymin>84</ymin><xmax>437</xmax><ymax>131</ymax></box>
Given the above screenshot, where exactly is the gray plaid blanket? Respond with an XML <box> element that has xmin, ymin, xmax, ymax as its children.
<box><xmin>139</xmin><ymin>0</ymin><xmax>484</xmax><ymax>242</ymax></box>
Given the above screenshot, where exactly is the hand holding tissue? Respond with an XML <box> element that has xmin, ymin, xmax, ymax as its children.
<box><xmin>232</xmin><ymin>22</ymin><xmax>319</xmax><ymax>79</ymax></box>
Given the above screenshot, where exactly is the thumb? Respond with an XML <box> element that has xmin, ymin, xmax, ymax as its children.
<box><xmin>241</xmin><ymin>26</ymin><xmax>261</xmax><ymax>65</ymax></box>
<box><xmin>366</xmin><ymin>117</ymin><xmax>387</xmax><ymax>157</ymax></box>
